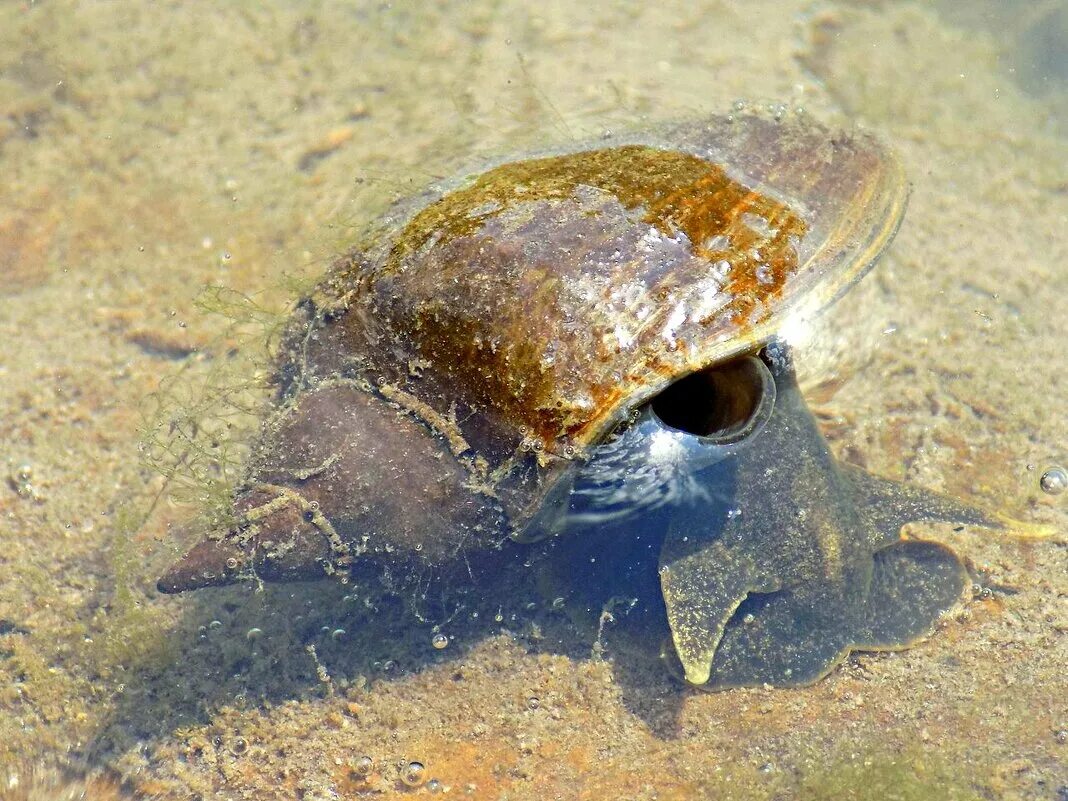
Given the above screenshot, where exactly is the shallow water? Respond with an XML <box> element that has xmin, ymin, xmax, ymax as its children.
<box><xmin>0</xmin><ymin>1</ymin><xmax>1065</xmax><ymax>799</ymax></box>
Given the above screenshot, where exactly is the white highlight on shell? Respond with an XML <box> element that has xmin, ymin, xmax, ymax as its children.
<box><xmin>773</xmin><ymin>306</ymin><xmax>816</xmax><ymax>351</ymax></box>
<box><xmin>662</xmin><ymin>301</ymin><xmax>687</xmax><ymax>343</ymax></box>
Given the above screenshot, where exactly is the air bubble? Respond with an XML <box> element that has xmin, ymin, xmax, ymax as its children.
<box><xmin>352</xmin><ymin>756</ymin><xmax>373</xmax><ymax>776</ymax></box>
<box><xmin>1039</xmin><ymin>466</ymin><xmax>1066</xmax><ymax>495</ymax></box>
<box><xmin>331</xmin><ymin>628</ymin><xmax>347</xmax><ymax>641</ymax></box>
<box><xmin>9</xmin><ymin>461</ymin><xmax>41</xmax><ymax>501</ymax></box>
<box><xmin>526</xmin><ymin>696</ymin><xmax>540</xmax><ymax>710</ymax></box>
<box><xmin>401</xmin><ymin>761</ymin><xmax>427</xmax><ymax>787</ymax></box>
<box><xmin>246</xmin><ymin>627</ymin><xmax>263</xmax><ymax>641</ymax></box>
<box><xmin>431</xmin><ymin>633</ymin><xmax>449</xmax><ymax>650</ymax></box>
<box><xmin>208</xmin><ymin>620</ymin><xmax>222</xmax><ymax>630</ymax></box>
<box><xmin>427</xmin><ymin>778</ymin><xmax>443</xmax><ymax>793</ymax></box>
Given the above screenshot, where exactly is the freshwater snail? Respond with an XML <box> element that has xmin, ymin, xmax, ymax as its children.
<box><xmin>159</xmin><ymin>112</ymin><xmax>1011</xmax><ymax>689</ymax></box>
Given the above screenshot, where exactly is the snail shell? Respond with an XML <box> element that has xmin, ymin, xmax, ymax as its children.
<box><xmin>158</xmin><ymin>112</ymin><xmax>906</xmax><ymax>594</ymax></box>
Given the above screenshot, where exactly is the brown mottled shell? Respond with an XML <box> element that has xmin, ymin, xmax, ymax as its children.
<box><xmin>282</xmin><ymin>113</ymin><xmax>906</xmax><ymax>534</ymax></box>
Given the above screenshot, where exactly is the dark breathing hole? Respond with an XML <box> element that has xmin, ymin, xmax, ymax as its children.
<box><xmin>650</xmin><ymin>358</ymin><xmax>764</xmax><ymax>440</ymax></box>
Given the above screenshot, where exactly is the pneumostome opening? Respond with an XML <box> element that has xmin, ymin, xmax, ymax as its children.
<box><xmin>650</xmin><ymin>355</ymin><xmax>775</xmax><ymax>444</ymax></box>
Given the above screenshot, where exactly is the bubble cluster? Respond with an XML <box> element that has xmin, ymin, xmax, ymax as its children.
<box><xmin>8</xmin><ymin>461</ymin><xmax>43</xmax><ymax>502</ymax></box>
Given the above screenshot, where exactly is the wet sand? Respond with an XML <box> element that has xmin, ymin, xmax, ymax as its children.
<box><xmin>0</xmin><ymin>2</ymin><xmax>1065</xmax><ymax>799</ymax></box>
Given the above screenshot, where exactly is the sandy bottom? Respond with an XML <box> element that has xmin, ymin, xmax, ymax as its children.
<box><xmin>0</xmin><ymin>1</ymin><xmax>1065</xmax><ymax>799</ymax></box>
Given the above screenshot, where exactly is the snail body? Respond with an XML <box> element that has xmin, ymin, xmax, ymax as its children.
<box><xmin>160</xmin><ymin>113</ymin><xmax>1003</xmax><ymax>689</ymax></box>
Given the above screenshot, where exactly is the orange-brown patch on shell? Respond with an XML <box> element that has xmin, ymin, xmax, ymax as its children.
<box><xmin>344</xmin><ymin>147</ymin><xmax>807</xmax><ymax>456</ymax></box>
<box><xmin>387</xmin><ymin>145</ymin><xmax>807</xmax><ymax>314</ymax></box>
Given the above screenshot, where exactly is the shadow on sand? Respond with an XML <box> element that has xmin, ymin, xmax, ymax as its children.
<box><xmin>88</xmin><ymin>534</ymin><xmax>687</xmax><ymax>765</ymax></box>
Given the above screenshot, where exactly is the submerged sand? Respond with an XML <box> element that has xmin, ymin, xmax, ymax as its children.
<box><xmin>0</xmin><ymin>1</ymin><xmax>1065</xmax><ymax>799</ymax></box>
